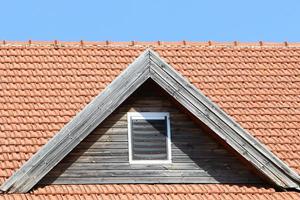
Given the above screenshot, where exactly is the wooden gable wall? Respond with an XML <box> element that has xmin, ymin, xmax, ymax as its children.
<box><xmin>39</xmin><ymin>80</ymin><xmax>264</xmax><ymax>185</ymax></box>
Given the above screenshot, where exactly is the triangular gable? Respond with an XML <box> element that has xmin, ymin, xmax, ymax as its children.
<box><xmin>39</xmin><ymin>80</ymin><xmax>265</xmax><ymax>185</ymax></box>
<box><xmin>1</xmin><ymin>49</ymin><xmax>300</xmax><ymax>193</ymax></box>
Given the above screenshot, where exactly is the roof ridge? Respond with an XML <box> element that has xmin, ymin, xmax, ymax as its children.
<box><xmin>1</xmin><ymin>40</ymin><xmax>300</xmax><ymax>48</ymax></box>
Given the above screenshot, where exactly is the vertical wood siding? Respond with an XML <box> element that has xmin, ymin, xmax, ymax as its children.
<box><xmin>39</xmin><ymin>80</ymin><xmax>263</xmax><ymax>184</ymax></box>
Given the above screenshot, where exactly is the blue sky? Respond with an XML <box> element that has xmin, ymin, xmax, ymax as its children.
<box><xmin>1</xmin><ymin>0</ymin><xmax>299</xmax><ymax>42</ymax></box>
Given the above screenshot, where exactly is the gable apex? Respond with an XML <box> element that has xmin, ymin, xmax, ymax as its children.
<box><xmin>1</xmin><ymin>49</ymin><xmax>300</xmax><ymax>193</ymax></box>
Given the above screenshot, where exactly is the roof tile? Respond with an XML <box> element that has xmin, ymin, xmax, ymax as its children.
<box><xmin>0</xmin><ymin>42</ymin><xmax>300</xmax><ymax>198</ymax></box>
<box><xmin>1</xmin><ymin>184</ymin><xmax>299</xmax><ymax>199</ymax></box>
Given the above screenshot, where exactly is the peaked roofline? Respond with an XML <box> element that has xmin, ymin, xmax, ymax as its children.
<box><xmin>1</xmin><ymin>49</ymin><xmax>300</xmax><ymax>193</ymax></box>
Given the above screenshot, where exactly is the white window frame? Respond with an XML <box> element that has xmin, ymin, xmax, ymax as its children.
<box><xmin>127</xmin><ymin>112</ymin><xmax>172</xmax><ymax>164</ymax></box>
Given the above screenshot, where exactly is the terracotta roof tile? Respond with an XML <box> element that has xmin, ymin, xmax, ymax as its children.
<box><xmin>1</xmin><ymin>184</ymin><xmax>299</xmax><ymax>199</ymax></box>
<box><xmin>0</xmin><ymin>41</ymin><xmax>300</xmax><ymax>198</ymax></box>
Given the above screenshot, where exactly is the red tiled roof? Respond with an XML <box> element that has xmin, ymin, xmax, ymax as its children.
<box><xmin>1</xmin><ymin>184</ymin><xmax>300</xmax><ymax>200</ymax></box>
<box><xmin>0</xmin><ymin>41</ymin><xmax>300</xmax><ymax>198</ymax></box>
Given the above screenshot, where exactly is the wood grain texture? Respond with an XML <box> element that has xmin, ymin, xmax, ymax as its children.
<box><xmin>40</xmin><ymin>80</ymin><xmax>263</xmax><ymax>185</ymax></box>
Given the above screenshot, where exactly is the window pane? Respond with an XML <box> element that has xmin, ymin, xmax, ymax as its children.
<box><xmin>131</xmin><ymin>119</ymin><xmax>168</xmax><ymax>160</ymax></box>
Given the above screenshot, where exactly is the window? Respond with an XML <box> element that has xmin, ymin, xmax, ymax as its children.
<box><xmin>127</xmin><ymin>112</ymin><xmax>172</xmax><ymax>164</ymax></box>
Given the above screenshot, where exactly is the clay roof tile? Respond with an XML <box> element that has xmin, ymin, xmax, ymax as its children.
<box><xmin>0</xmin><ymin>41</ymin><xmax>300</xmax><ymax>199</ymax></box>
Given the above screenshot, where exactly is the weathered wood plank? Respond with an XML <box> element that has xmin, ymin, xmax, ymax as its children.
<box><xmin>53</xmin><ymin>162</ymin><xmax>245</xmax><ymax>171</ymax></box>
<box><xmin>46</xmin><ymin>169</ymin><xmax>255</xmax><ymax>178</ymax></box>
<box><xmin>68</xmin><ymin>149</ymin><xmax>228</xmax><ymax>157</ymax></box>
<box><xmin>40</xmin><ymin>176</ymin><xmax>262</xmax><ymax>185</ymax></box>
<box><xmin>61</xmin><ymin>155</ymin><xmax>237</xmax><ymax>163</ymax></box>
<box><xmin>71</xmin><ymin>148</ymin><xmax>228</xmax><ymax>155</ymax></box>
<box><xmin>93</xmin><ymin>126</ymin><xmax>202</xmax><ymax>135</ymax></box>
